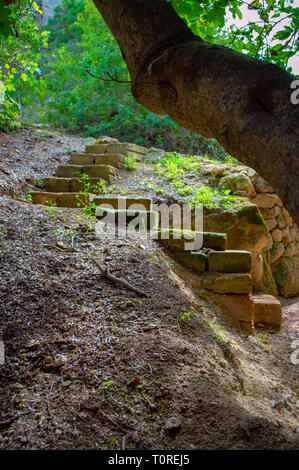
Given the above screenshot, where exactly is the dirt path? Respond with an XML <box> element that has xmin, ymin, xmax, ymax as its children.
<box><xmin>0</xmin><ymin>129</ymin><xmax>298</xmax><ymax>450</ymax></box>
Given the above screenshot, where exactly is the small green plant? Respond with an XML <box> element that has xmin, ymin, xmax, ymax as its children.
<box><xmin>78</xmin><ymin>173</ymin><xmax>107</xmax><ymax>195</ymax></box>
<box><xmin>257</xmin><ymin>334</ymin><xmax>270</xmax><ymax>344</ymax></box>
<box><xmin>44</xmin><ymin>200</ymin><xmax>58</xmax><ymax>218</ymax></box>
<box><xmin>206</xmin><ymin>318</ymin><xmax>228</xmax><ymax>342</ymax></box>
<box><xmin>104</xmin><ymin>379</ymin><xmax>114</xmax><ymax>388</ymax></box>
<box><xmin>0</xmin><ymin>230</ymin><xmax>8</xmax><ymax>239</ymax></box>
<box><xmin>124</xmin><ymin>155</ymin><xmax>139</xmax><ymax>170</ymax></box>
<box><xmin>156</xmin><ymin>188</ymin><xmax>164</xmax><ymax>194</ymax></box>
<box><xmin>33</xmin><ymin>178</ymin><xmax>44</xmax><ymax>188</ymax></box>
<box><xmin>180</xmin><ymin>311</ymin><xmax>192</xmax><ymax>321</ymax></box>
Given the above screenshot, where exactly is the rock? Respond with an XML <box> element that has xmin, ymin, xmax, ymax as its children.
<box><xmin>277</xmin><ymin>214</ymin><xmax>286</xmax><ymax>230</ymax></box>
<box><xmin>253</xmin><ymin>293</ymin><xmax>282</xmax><ymax>327</ymax></box>
<box><xmin>208</xmin><ymin>250</ymin><xmax>252</xmax><ymax>273</ymax></box>
<box><xmin>260</xmin><ymin>207</ymin><xmax>274</xmax><ymax>220</ymax></box>
<box><xmin>272</xmin><ymin>256</ymin><xmax>299</xmax><ymax>297</ymax></box>
<box><xmin>285</xmin><ymin>216</ymin><xmax>293</xmax><ymax>227</ymax></box>
<box><xmin>157</xmin><ymin>229</ymin><xmax>227</xmax><ymax>251</ymax></box>
<box><xmin>282</xmin><ymin>226</ymin><xmax>289</xmax><ymax>239</ymax></box>
<box><xmin>94</xmin><ymin>136</ymin><xmax>118</xmax><ymax>143</ymax></box>
<box><xmin>251</xmin><ymin>194</ymin><xmax>283</xmax><ymax>208</ymax></box>
<box><xmin>273</xmin><ymin>205</ymin><xmax>281</xmax><ymax>217</ymax></box>
<box><xmin>51</xmin><ymin>355</ymin><xmax>68</xmax><ymax>368</ymax></box>
<box><xmin>233</xmin><ymin>190</ymin><xmax>247</xmax><ymax>197</ymax></box>
<box><xmin>284</xmin><ymin>243</ymin><xmax>296</xmax><ymax>258</ymax></box>
<box><xmin>265</xmin><ymin>219</ymin><xmax>277</xmax><ymax>232</ymax></box>
<box><xmin>26</xmin><ymin>339</ymin><xmax>41</xmax><ymax>349</ymax></box>
<box><xmin>203</xmin><ymin>273</ymin><xmax>252</xmax><ymax>294</ymax></box>
<box><xmin>172</xmin><ymin>251</ymin><xmax>207</xmax><ymax>273</ymax></box>
<box><xmin>251</xmin><ymin>173</ymin><xmax>274</xmax><ymax>193</ymax></box>
<box><xmin>218</xmin><ymin>173</ymin><xmax>256</xmax><ymax>197</ymax></box>
<box><xmin>289</xmin><ymin>228</ymin><xmax>296</xmax><ymax>242</ymax></box>
<box><xmin>272</xmin><ymin>229</ymin><xmax>282</xmax><ymax>243</ymax></box>
<box><xmin>270</xmin><ymin>243</ymin><xmax>285</xmax><ymax>263</ymax></box>
<box><xmin>267</xmin><ymin>236</ymin><xmax>273</xmax><ymax>251</ymax></box>
<box><xmin>165</xmin><ymin>416</ymin><xmax>181</xmax><ymax>433</ymax></box>
<box><xmin>262</xmin><ymin>248</ymin><xmax>278</xmax><ymax>297</ymax></box>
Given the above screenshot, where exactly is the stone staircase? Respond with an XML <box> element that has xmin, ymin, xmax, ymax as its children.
<box><xmin>29</xmin><ymin>140</ymin><xmax>281</xmax><ymax>335</ymax></box>
<box><xmin>30</xmin><ymin>141</ymin><xmax>147</xmax><ymax>206</ymax></box>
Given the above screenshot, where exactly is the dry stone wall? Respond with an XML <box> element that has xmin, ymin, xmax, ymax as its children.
<box><xmin>211</xmin><ymin>163</ymin><xmax>299</xmax><ymax>297</ymax></box>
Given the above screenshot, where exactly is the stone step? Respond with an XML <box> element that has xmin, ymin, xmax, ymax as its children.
<box><xmin>253</xmin><ymin>293</ymin><xmax>282</xmax><ymax>327</ymax></box>
<box><xmin>30</xmin><ymin>192</ymin><xmax>91</xmax><ymax>208</ymax></box>
<box><xmin>202</xmin><ymin>273</ymin><xmax>253</xmax><ymax>294</ymax></box>
<box><xmin>90</xmin><ymin>196</ymin><xmax>152</xmax><ymax>212</ymax></box>
<box><xmin>42</xmin><ymin>177</ymin><xmax>105</xmax><ymax>193</ymax></box>
<box><xmin>85</xmin><ymin>142</ymin><xmax>147</xmax><ymax>157</ymax></box>
<box><xmin>208</xmin><ymin>250</ymin><xmax>252</xmax><ymax>273</ymax></box>
<box><xmin>171</xmin><ymin>251</ymin><xmax>207</xmax><ymax>273</ymax></box>
<box><xmin>95</xmin><ymin>207</ymin><xmax>159</xmax><ymax>230</ymax></box>
<box><xmin>70</xmin><ymin>153</ymin><xmax>125</xmax><ymax>168</ymax></box>
<box><xmin>56</xmin><ymin>164</ymin><xmax>117</xmax><ymax>181</ymax></box>
<box><xmin>157</xmin><ymin>229</ymin><xmax>227</xmax><ymax>251</ymax></box>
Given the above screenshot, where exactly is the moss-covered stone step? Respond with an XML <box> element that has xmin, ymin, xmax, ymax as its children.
<box><xmin>42</xmin><ymin>177</ymin><xmax>105</xmax><ymax>193</ymax></box>
<box><xmin>95</xmin><ymin>207</ymin><xmax>159</xmax><ymax>230</ymax></box>
<box><xmin>202</xmin><ymin>273</ymin><xmax>252</xmax><ymax>294</ymax></box>
<box><xmin>208</xmin><ymin>250</ymin><xmax>252</xmax><ymax>273</ymax></box>
<box><xmin>30</xmin><ymin>192</ymin><xmax>91</xmax><ymax>208</ymax></box>
<box><xmin>85</xmin><ymin>142</ymin><xmax>147</xmax><ymax>157</ymax></box>
<box><xmin>157</xmin><ymin>229</ymin><xmax>227</xmax><ymax>251</ymax></box>
<box><xmin>70</xmin><ymin>153</ymin><xmax>125</xmax><ymax>168</ymax></box>
<box><xmin>90</xmin><ymin>196</ymin><xmax>152</xmax><ymax>211</ymax></box>
<box><xmin>171</xmin><ymin>251</ymin><xmax>207</xmax><ymax>273</ymax></box>
<box><xmin>56</xmin><ymin>164</ymin><xmax>117</xmax><ymax>180</ymax></box>
<box><xmin>253</xmin><ymin>293</ymin><xmax>282</xmax><ymax>327</ymax></box>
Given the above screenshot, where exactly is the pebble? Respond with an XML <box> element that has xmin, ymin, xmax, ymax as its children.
<box><xmin>165</xmin><ymin>416</ymin><xmax>181</xmax><ymax>433</ymax></box>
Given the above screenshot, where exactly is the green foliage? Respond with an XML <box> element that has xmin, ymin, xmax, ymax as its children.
<box><xmin>191</xmin><ymin>185</ymin><xmax>239</xmax><ymax>209</ymax></box>
<box><xmin>180</xmin><ymin>311</ymin><xmax>192</xmax><ymax>321</ymax></box>
<box><xmin>169</xmin><ymin>0</ymin><xmax>298</xmax><ymax>74</ymax></box>
<box><xmin>78</xmin><ymin>173</ymin><xmax>107</xmax><ymax>195</ymax></box>
<box><xmin>124</xmin><ymin>155</ymin><xmax>139</xmax><ymax>171</ymax></box>
<box><xmin>0</xmin><ymin>0</ymin><xmax>48</xmax><ymax>130</ymax></box>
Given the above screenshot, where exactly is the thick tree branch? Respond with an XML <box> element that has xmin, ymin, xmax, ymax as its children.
<box><xmin>93</xmin><ymin>0</ymin><xmax>299</xmax><ymax>223</ymax></box>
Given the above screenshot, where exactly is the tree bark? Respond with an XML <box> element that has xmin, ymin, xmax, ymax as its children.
<box><xmin>93</xmin><ymin>0</ymin><xmax>299</xmax><ymax>223</ymax></box>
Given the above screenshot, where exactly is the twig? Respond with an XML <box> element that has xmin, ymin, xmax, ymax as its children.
<box><xmin>85</xmin><ymin>69</ymin><xmax>132</xmax><ymax>84</ymax></box>
<box><xmin>92</xmin><ymin>258</ymin><xmax>148</xmax><ymax>297</ymax></box>
<box><xmin>0</xmin><ymin>411</ymin><xmax>31</xmax><ymax>430</ymax></box>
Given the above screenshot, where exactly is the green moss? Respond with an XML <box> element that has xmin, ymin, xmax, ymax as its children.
<box><xmin>238</xmin><ymin>205</ymin><xmax>266</xmax><ymax>227</ymax></box>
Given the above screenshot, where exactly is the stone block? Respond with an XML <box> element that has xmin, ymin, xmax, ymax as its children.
<box><xmin>207</xmin><ymin>292</ymin><xmax>254</xmax><ymax>335</ymax></box>
<box><xmin>172</xmin><ymin>251</ymin><xmax>207</xmax><ymax>273</ymax></box>
<box><xmin>251</xmin><ymin>194</ymin><xmax>283</xmax><ymax>208</ymax></box>
<box><xmin>43</xmin><ymin>177</ymin><xmax>71</xmax><ymax>192</ymax></box>
<box><xmin>91</xmin><ymin>196</ymin><xmax>152</xmax><ymax>211</ymax></box>
<box><xmin>253</xmin><ymin>293</ymin><xmax>281</xmax><ymax>327</ymax></box>
<box><xmin>157</xmin><ymin>229</ymin><xmax>227</xmax><ymax>251</ymax></box>
<box><xmin>208</xmin><ymin>250</ymin><xmax>252</xmax><ymax>273</ymax></box>
<box><xmin>270</xmin><ymin>242</ymin><xmax>284</xmax><ymax>263</ymax></box>
<box><xmin>203</xmin><ymin>273</ymin><xmax>252</xmax><ymax>294</ymax></box>
<box><xmin>56</xmin><ymin>165</ymin><xmax>117</xmax><ymax>181</ymax></box>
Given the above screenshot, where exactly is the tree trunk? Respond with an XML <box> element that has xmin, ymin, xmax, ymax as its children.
<box><xmin>93</xmin><ymin>0</ymin><xmax>299</xmax><ymax>224</ymax></box>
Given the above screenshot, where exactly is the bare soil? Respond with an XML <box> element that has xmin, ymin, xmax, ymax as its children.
<box><xmin>0</xmin><ymin>128</ymin><xmax>298</xmax><ymax>450</ymax></box>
